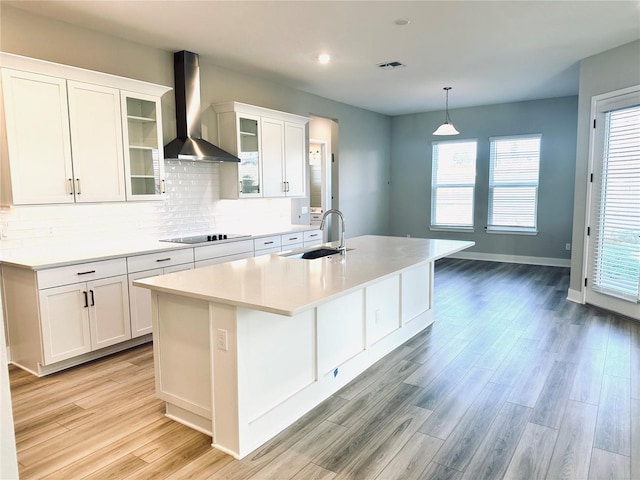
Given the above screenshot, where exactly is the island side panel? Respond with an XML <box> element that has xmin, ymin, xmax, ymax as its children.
<box><xmin>233</xmin><ymin>307</ymin><xmax>316</xmax><ymax>456</ymax></box>
<box><xmin>401</xmin><ymin>262</ymin><xmax>432</xmax><ymax>324</ymax></box>
<box><xmin>210</xmin><ymin>302</ymin><xmax>240</xmax><ymax>458</ymax></box>
<box><xmin>152</xmin><ymin>292</ymin><xmax>213</xmax><ymax>434</ymax></box>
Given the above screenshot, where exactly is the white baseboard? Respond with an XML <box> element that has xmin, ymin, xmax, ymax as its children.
<box><xmin>566</xmin><ymin>288</ymin><xmax>584</xmax><ymax>304</ymax></box>
<box><xmin>449</xmin><ymin>251</ymin><xmax>571</xmax><ymax>268</ymax></box>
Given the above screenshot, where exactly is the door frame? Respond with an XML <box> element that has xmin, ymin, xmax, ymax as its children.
<box><xmin>582</xmin><ymin>84</ymin><xmax>640</xmax><ymax>319</ymax></box>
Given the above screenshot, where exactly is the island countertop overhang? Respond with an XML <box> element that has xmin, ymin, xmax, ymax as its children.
<box><xmin>134</xmin><ymin>235</ymin><xmax>474</xmax><ymax>316</ymax></box>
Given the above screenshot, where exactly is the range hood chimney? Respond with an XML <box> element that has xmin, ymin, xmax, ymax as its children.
<box><xmin>164</xmin><ymin>51</ymin><xmax>240</xmax><ymax>162</ymax></box>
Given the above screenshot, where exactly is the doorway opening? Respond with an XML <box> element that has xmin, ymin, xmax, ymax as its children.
<box><xmin>309</xmin><ymin>116</ymin><xmax>339</xmax><ymax>242</ymax></box>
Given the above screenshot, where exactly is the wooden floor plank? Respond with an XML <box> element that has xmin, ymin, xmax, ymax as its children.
<box><xmin>588</xmin><ymin>447</ymin><xmax>631</xmax><ymax>480</ymax></box>
<box><xmin>418</xmin><ymin>367</ymin><xmax>494</xmax><ymax>440</ymax></box>
<box><xmin>460</xmin><ymin>401</ymin><xmax>531</xmax><ymax>480</ymax></box>
<box><xmin>545</xmin><ymin>400</ymin><xmax>598</xmax><ymax>480</ymax></box>
<box><xmin>431</xmin><ymin>381</ymin><xmax>512</xmax><ymax>472</ymax></box>
<box><xmin>594</xmin><ymin>374</ymin><xmax>631</xmax><ymax>456</ymax></box>
<box><xmin>246</xmin><ymin>421</ymin><xmax>346</xmax><ymax>480</ymax></box>
<box><xmin>569</xmin><ymin>347</ymin><xmax>606</xmax><ymax>405</ymax></box>
<box><xmin>529</xmin><ymin>360</ymin><xmax>577</xmax><ymax>429</ymax></box>
<box><xmin>332</xmin><ymin>405</ymin><xmax>432</xmax><ymax>480</ymax></box>
<box><xmin>290</xmin><ymin>463</ymin><xmax>337</xmax><ymax>480</ymax></box>
<box><xmin>503</xmin><ymin>422</ymin><xmax>558</xmax><ymax>480</ymax></box>
<box><xmin>374</xmin><ymin>432</ymin><xmax>443</xmax><ymax>480</ymax></box>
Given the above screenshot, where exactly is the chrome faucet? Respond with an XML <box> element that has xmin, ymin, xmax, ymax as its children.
<box><xmin>320</xmin><ymin>209</ymin><xmax>346</xmax><ymax>253</ymax></box>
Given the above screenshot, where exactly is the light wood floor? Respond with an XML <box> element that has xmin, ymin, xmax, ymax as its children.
<box><xmin>9</xmin><ymin>259</ymin><xmax>640</xmax><ymax>479</ymax></box>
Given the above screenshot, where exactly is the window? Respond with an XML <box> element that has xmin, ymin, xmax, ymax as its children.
<box><xmin>431</xmin><ymin>140</ymin><xmax>477</xmax><ymax>229</ymax></box>
<box><xmin>488</xmin><ymin>134</ymin><xmax>541</xmax><ymax>233</ymax></box>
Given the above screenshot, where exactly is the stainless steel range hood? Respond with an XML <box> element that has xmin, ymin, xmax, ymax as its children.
<box><xmin>164</xmin><ymin>51</ymin><xmax>240</xmax><ymax>162</ymax></box>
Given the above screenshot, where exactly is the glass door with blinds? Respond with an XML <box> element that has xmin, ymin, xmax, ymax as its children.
<box><xmin>585</xmin><ymin>86</ymin><xmax>640</xmax><ymax>320</ymax></box>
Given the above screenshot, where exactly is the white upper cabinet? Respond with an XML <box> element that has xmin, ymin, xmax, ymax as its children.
<box><xmin>1</xmin><ymin>69</ymin><xmax>74</xmax><ymax>204</ymax></box>
<box><xmin>283</xmin><ymin>121</ymin><xmax>306</xmax><ymax>197</ymax></box>
<box><xmin>214</xmin><ymin>102</ymin><xmax>308</xmax><ymax>199</ymax></box>
<box><xmin>261</xmin><ymin>117</ymin><xmax>285</xmax><ymax>197</ymax></box>
<box><xmin>0</xmin><ymin>53</ymin><xmax>170</xmax><ymax>206</ymax></box>
<box><xmin>121</xmin><ymin>91</ymin><xmax>166</xmax><ymax>200</ymax></box>
<box><xmin>67</xmin><ymin>81</ymin><xmax>126</xmax><ymax>202</ymax></box>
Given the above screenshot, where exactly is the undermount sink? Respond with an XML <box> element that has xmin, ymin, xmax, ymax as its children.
<box><xmin>283</xmin><ymin>247</ymin><xmax>352</xmax><ymax>260</ymax></box>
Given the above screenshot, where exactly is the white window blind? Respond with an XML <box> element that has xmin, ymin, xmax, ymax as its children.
<box><xmin>592</xmin><ymin>104</ymin><xmax>640</xmax><ymax>302</ymax></box>
<box><xmin>488</xmin><ymin>134</ymin><xmax>541</xmax><ymax>233</ymax></box>
<box><xmin>431</xmin><ymin>140</ymin><xmax>477</xmax><ymax>229</ymax></box>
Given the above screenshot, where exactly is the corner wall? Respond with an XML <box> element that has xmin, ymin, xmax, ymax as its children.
<box><xmin>568</xmin><ymin>40</ymin><xmax>640</xmax><ymax>293</ymax></box>
<box><xmin>390</xmin><ymin>96</ymin><xmax>578</xmax><ymax>265</ymax></box>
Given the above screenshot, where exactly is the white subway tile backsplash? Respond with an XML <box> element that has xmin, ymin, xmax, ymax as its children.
<box><xmin>0</xmin><ymin>160</ymin><xmax>292</xmax><ymax>253</ymax></box>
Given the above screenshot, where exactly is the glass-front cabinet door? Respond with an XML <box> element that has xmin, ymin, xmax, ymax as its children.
<box><xmin>237</xmin><ymin>114</ymin><xmax>261</xmax><ymax>197</ymax></box>
<box><xmin>121</xmin><ymin>91</ymin><xmax>166</xmax><ymax>200</ymax></box>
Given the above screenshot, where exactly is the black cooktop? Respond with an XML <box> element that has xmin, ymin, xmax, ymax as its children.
<box><xmin>160</xmin><ymin>233</ymin><xmax>250</xmax><ymax>244</ymax></box>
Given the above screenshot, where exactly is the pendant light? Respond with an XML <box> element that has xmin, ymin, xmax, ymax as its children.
<box><xmin>433</xmin><ymin>87</ymin><xmax>459</xmax><ymax>136</ymax></box>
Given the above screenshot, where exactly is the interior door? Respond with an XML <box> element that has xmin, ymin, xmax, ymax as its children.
<box><xmin>585</xmin><ymin>87</ymin><xmax>640</xmax><ymax>320</ymax></box>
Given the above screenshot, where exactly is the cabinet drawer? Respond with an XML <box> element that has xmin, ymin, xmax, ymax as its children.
<box><xmin>38</xmin><ymin>258</ymin><xmax>127</xmax><ymax>289</ymax></box>
<box><xmin>281</xmin><ymin>233</ymin><xmax>304</xmax><ymax>247</ymax></box>
<box><xmin>127</xmin><ymin>248</ymin><xmax>194</xmax><ymax>273</ymax></box>
<box><xmin>254</xmin><ymin>235</ymin><xmax>282</xmax><ymax>252</ymax></box>
<box><xmin>303</xmin><ymin>230</ymin><xmax>323</xmax><ymax>244</ymax></box>
<box><xmin>310</xmin><ymin>213</ymin><xmax>323</xmax><ymax>222</ymax></box>
<box><xmin>194</xmin><ymin>239</ymin><xmax>254</xmax><ymax>262</ymax></box>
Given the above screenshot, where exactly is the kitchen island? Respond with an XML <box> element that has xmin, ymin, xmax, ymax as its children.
<box><xmin>134</xmin><ymin>235</ymin><xmax>473</xmax><ymax>459</ymax></box>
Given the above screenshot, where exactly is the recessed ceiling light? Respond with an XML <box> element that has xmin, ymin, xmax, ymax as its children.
<box><xmin>394</xmin><ymin>18</ymin><xmax>411</xmax><ymax>26</ymax></box>
<box><xmin>318</xmin><ymin>54</ymin><xmax>331</xmax><ymax>64</ymax></box>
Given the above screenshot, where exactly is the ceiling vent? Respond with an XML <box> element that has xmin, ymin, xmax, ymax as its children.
<box><xmin>377</xmin><ymin>61</ymin><xmax>406</xmax><ymax>70</ymax></box>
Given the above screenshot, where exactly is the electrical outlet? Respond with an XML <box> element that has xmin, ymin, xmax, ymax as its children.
<box><xmin>565</xmin><ymin>243</ymin><xmax>571</xmax><ymax>251</ymax></box>
<box><xmin>216</xmin><ymin>328</ymin><xmax>228</xmax><ymax>351</ymax></box>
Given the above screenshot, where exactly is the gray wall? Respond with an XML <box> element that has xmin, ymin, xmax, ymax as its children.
<box><xmin>390</xmin><ymin>96</ymin><xmax>578</xmax><ymax>262</ymax></box>
<box><xmin>569</xmin><ymin>40</ymin><xmax>640</xmax><ymax>292</ymax></box>
<box><xmin>0</xmin><ymin>5</ymin><xmax>391</xmax><ymax>239</ymax></box>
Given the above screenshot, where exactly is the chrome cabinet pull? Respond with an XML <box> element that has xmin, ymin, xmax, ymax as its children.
<box><xmin>90</xmin><ymin>290</ymin><xmax>95</xmax><ymax>306</ymax></box>
<box><xmin>77</xmin><ymin>270</ymin><xmax>96</xmax><ymax>276</ymax></box>
<box><xmin>264</xmin><ymin>241</ymin><xmax>274</xmax><ymax>245</ymax></box>
<box><xmin>239</xmin><ymin>181</ymin><xmax>243</xmax><ymax>194</ymax></box>
<box><xmin>309</xmin><ymin>233</ymin><xmax>319</xmax><ymax>238</ymax></box>
<box><xmin>156</xmin><ymin>257</ymin><xmax>171</xmax><ymax>262</ymax></box>
<box><xmin>83</xmin><ymin>291</ymin><xmax>88</xmax><ymax>308</ymax></box>
<box><xmin>68</xmin><ymin>178</ymin><xmax>74</xmax><ymax>195</ymax></box>
<box><xmin>76</xmin><ymin>178</ymin><xmax>82</xmax><ymax>195</ymax></box>
<box><xmin>161</xmin><ymin>179</ymin><xmax>166</xmax><ymax>194</ymax></box>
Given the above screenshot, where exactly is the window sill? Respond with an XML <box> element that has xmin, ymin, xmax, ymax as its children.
<box><xmin>485</xmin><ymin>227</ymin><xmax>538</xmax><ymax>236</ymax></box>
<box><xmin>430</xmin><ymin>226</ymin><xmax>475</xmax><ymax>233</ymax></box>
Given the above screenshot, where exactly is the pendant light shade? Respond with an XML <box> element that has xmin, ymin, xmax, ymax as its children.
<box><xmin>433</xmin><ymin>87</ymin><xmax>459</xmax><ymax>136</ymax></box>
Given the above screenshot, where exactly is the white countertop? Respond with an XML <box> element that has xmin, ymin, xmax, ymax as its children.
<box><xmin>134</xmin><ymin>235</ymin><xmax>474</xmax><ymax>316</ymax></box>
<box><xmin>0</xmin><ymin>224</ymin><xmax>319</xmax><ymax>270</ymax></box>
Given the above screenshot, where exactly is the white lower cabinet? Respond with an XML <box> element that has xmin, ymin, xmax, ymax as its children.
<box><xmin>39</xmin><ymin>274</ymin><xmax>131</xmax><ymax>364</ymax></box>
<box><xmin>254</xmin><ymin>235</ymin><xmax>282</xmax><ymax>256</ymax></box>
<box><xmin>2</xmin><ymin>258</ymin><xmax>133</xmax><ymax>374</ymax></box>
<box><xmin>127</xmin><ymin>248</ymin><xmax>194</xmax><ymax>337</ymax></box>
<box><xmin>194</xmin><ymin>239</ymin><xmax>254</xmax><ymax>268</ymax></box>
<box><xmin>303</xmin><ymin>229</ymin><xmax>323</xmax><ymax>247</ymax></box>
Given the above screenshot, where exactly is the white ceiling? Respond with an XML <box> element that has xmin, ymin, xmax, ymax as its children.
<box><xmin>5</xmin><ymin>0</ymin><xmax>640</xmax><ymax>116</ymax></box>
